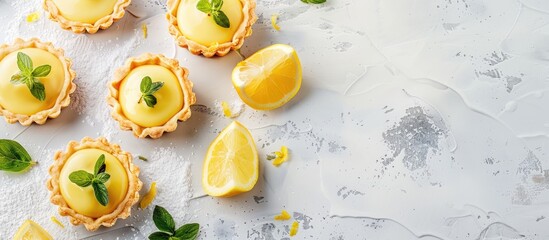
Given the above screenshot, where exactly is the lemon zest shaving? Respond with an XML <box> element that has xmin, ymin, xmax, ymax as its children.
<box><xmin>26</xmin><ymin>12</ymin><xmax>40</xmax><ymax>23</ymax></box>
<box><xmin>141</xmin><ymin>23</ymin><xmax>148</xmax><ymax>39</ymax></box>
<box><xmin>274</xmin><ymin>210</ymin><xmax>291</xmax><ymax>221</ymax></box>
<box><xmin>50</xmin><ymin>216</ymin><xmax>64</xmax><ymax>228</ymax></box>
<box><xmin>272</xmin><ymin>146</ymin><xmax>289</xmax><ymax>167</ymax></box>
<box><xmin>271</xmin><ymin>14</ymin><xmax>281</xmax><ymax>31</ymax></box>
<box><xmin>221</xmin><ymin>101</ymin><xmax>233</xmax><ymax>118</ymax></box>
<box><xmin>289</xmin><ymin>221</ymin><xmax>299</xmax><ymax>236</ymax></box>
<box><xmin>140</xmin><ymin>182</ymin><xmax>157</xmax><ymax>209</ymax></box>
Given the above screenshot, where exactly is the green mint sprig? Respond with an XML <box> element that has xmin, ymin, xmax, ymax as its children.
<box><xmin>0</xmin><ymin>139</ymin><xmax>36</xmax><ymax>172</ymax></box>
<box><xmin>149</xmin><ymin>205</ymin><xmax>200</xmax><ymax>240</ymax></box>
<box><xmin>10</xmin><ymin>52</ymin><xmax>51</xmax><ymax>101</ymax></box>
<box><xmin>139</xmin><ymin>76</ymin><xmax>164</xmax><ymax>108</ymax></box>
<box><xmin>69</xmin><ymin>154</ymin><xmax>110</xmax><ymax>206</ymax></box>
<box><xmin>196</xmin><ymin>0</ymin><xmax>230</xmax><ymax>28</ymax></box>
<box><xmin>301</xmin><ymin>0</ymin><xmax>326</xmax><ymax>4</ymax></box>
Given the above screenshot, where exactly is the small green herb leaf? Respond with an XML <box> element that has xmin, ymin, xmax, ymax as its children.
<box><xmin>174</xmin><ymin>223</ymin><xmax>200</xmax><ymax>240</ymax></box>
<box><xmin>196</xmin><ymin>0</ymin><xmax>212</xmax><ymax>13</ymax></box>
<box><xmin>213</xmin><ymin>11</ymin><xmax>230</xmax><ymax>28</ymax></box>
<box><xmin>148</xmin><ymin>82</ymin><xmax>165</xmax><ymax>95</ymax></box>
<box><xmin>32</xmin><ymin>65</ymin><xmax>51</xmax><ymax>77</ymax></box>
<box><xmin>143</xmin><ymin>95</ymin><xmax>157</xmax><ymax>108</ymax></box>
<box><xmin>92</xmin><ymin>182</ymin><xmax>109</xmax><ymax>206</ymax></box>
<box><xmin>301</xmin><ymin>0</ymin><xmax>326</xmax><ymax>3</ymax></box>
<box><xmin>0</xmin><ymin>139</ymin><xmax>35</xmax><ymax>172</ymax></box>
<box><xmin>12</xmin><ymin>52</ymin><xmax>50</xmax><ymax>101</ymax></box>
<box><xmin>153</xmin><ymin>205</ymin><xmax>176</xmax><ymax>234</ymax></box>
<box><xmin>138</xmin><ymin>155</ymin><xmax>148</xmax><ymax>161</ymax></box>
<box><xmin>69</xmin><ymin>154</ymin><xmax>110</xmax><ymax>205</ymax></box>
<box><xmin>149</xmin><ymin>232</ymin><xmax>172</xmax><ymax>240</ymax></box>
<box><xmin>211</xmin><ymin>0</ymin><xmax>223</xmax><ymax>11</ymax></box>
<box><xmin>139</xmin><ymin>77</ymin><xmax>163</xmax><ymax>108</ymax></box>
<box><xmin>10</xmin><ymin>72</ymin><xmax>26</xmax><ymax>84</ymax></box>
<box><xmin>69</xmin><ymin>170</ymin><xmax>94</xmax><ymax>187</ymax></box>
<box><xmin>95</xmin><ymin>172</ymin><xmax>111</xmax><ymax>183</ymax></box>
<box><xmin>17</xmin><ymin>52</ymin><xmax>33</xmax><ymax>74</ymax></box>
<box><xmin>266</xmin><ymin>154</ymin><xmax>276</xmax><ymax>161</ymax></box>
<box><xmin>29</xmin><ymin>80</ymin><xmax>46</xmax><ymax>101</ymax></box>
<box><xmin>141</xmin><ymin>76</ymin><xmax>152</xmax><ymax>93</ymax></box>
<box><xmin>94</xmin><ymin>154</ymin><xmax>106</xmax><ymax>175</ymax></box>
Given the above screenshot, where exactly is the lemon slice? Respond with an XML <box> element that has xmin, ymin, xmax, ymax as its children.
<box><xmin>13</xmin><ymin>220</ymin><xmax>53</xmax><ymax>240</ymax></box>
<box><xmin>232</xmin><ymin>44</ymin><xmax>302</xmax><ymax>110</ymax></box>
<box><xmin>202</xmin><ymin>121</ymin><xmax>259</xmax><ymax>197</ymax></box>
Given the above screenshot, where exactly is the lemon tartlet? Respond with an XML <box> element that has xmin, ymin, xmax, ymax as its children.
<box><xmin>43</xmin><ymin>0</ymin><xmax>131</xmax><ymax>34</ymax></box>
<box><xmin>108</xmin><ymin>53</ymin><xmax>196</xmax><ymax>138</ymax></box>
<box><xmin>0</xmin><ymin>38</ymin><xmax>75</xmax><ymax>125</ymax></box>
<box><xmin>47</xmin><ymin>137</ymin><xmax>142</xmax><ymax>231</ymax></box>
<box><xmin>166</xmin><ymin>0</ymin><xmax>257</xmax><ymax>57</ymax></box>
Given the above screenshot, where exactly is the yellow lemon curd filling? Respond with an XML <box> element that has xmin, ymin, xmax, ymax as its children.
<box><xmin>177</xmin><ymin>0</ymin><xmax>244</xmax><ymax>46</ymax></box>
<box><xmin>59</xmin><ymin>149</ymin><xmax>129</xmax><ymax>218</ymax></box>
<box><xmin>119</xmin><ymin>65</ymin><xmax>184</xmax><ymax>128</ymax></box>
<box><xmin>51</xmin><ymin>0</ymin><xmax>118</xmax><ymax>24</ymax></box>
<box><xmin>0</xmin><ymin>48</ymin><xmax>64</xmax><ymax>116</ymax></box>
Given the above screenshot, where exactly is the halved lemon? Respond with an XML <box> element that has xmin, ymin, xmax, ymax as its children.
<box><xmin>202</xmin><ymin>121</ymin><xmax>259</xmax><ymax>197</ymax></box>
<box><xmin>232</xmin><ymin>44</ymin><xmax>302</xmax><ymax>110</ymax></box>
<box><xmin>13</xmin><ymin>220</ymin><xmax>53</xmax><ymax>240</ymax></box>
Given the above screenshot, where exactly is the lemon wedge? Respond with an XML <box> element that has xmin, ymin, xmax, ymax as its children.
<box><xmin>13</xmin><ymin>220</ymin><xmax>53</xmax><ymax>240</ymax></box>
<box><xmin>232</xmin><ymin>44</ymin><xmax>302</xmax><ymax>110</ymax></box>
<box><xmin>202</xmin><ymin>121</ymin><xmax>259</xmax><ymax>197</ymax></box>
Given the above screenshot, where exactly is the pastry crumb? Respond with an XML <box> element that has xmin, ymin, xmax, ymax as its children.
<box><xmin>50</xmin><ymin>216</ymin><xmax>64</xmax><ymax>228</ymax></box>
<box><xmin>274</xmin><ymin>210</ymin><xmax>291</xmax><ymax>220</ymax></box>
<box><xmin>26</xmin><ymin>12</ymin><xmax>39</xmax><ymax>23</ymax></box>
<box><xmin>289</xmin><ymin>221</ymin><xmax>299</xmax><ymax>236</ymax></box>
<box><xmin>271</xmin><ymin>14</ymin><xmax>281</xmax><ymax>31</ymax></box>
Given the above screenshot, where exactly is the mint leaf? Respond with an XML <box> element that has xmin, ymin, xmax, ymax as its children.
<box><xmin>95</xmin><ymin>172</ymin><xmax>110</xmax><ymax>183</ymax></box>
<box><xmin>92</xmin><ymin>182</ymin><xmax>109</xmax><ymax>206</ymax></box>
<box><xmin>12</xmin><ymin>52</ymin><xmax>50</xmax><ymax>101</ymax></box>
<box><xmin>196</xmin><ymin>0</ymin><xmax>212</xmax><ymax>13</ymax></box>
<box><xmin>69</xmin><ymin>170</ymin><xmax>94</xmax><ymax>187</ymax></box>
<box><xmin>139</xmin><ymin>77</ymin><xmax>163</xmax><ymax>108</ymax></box>
<box><xmin>211</xmin><ymin>0</ymin><xmax>223</xmax><ymax>11</ymax></box>
<box><xmin>17</xmin><ymin>52</ymin><xmax>32</xmax><ymax>74</ymax></box>
<box><xmin>213</xmin><ymin>11</ymin><xmax>230</xmax><ymax>28</ymax></box>
<box><xmin>153</xmin><ymin>206</ymin><xmax>176</xmax><ymax>233</ymax></box>
<box><xmin>29</xmin><ymin>80</ymin><xmax>45</xmax><ymax>101</ymax></box>
<box><xmin>32</xmin><ymin>65</ymin><xmax>51</xmax><ymax>77</ymax></box>
<box><xmin>148</xmin><ymin>82</ymin><xmax>164</xmax><ymax>95</ymax></box>
<box><xmin>143</xmin><ymin>95</ymin><xmax>157</xmax><ymax>108</ymax></box>
<box><xmin>141</xmin><ymin>76</ymin><xmax>152</xmax><ymax>93</ymax></box>
<box><xmin>94</xmin><ymin>154</ymin><xmax>106</xmax><ymax>175</ymax></box>
<box><xmin>0</xmin><ymin>139</ymin><xmax>35</xmax><ymax>172</ymax></box>
<box><xmin>10</xmin><ymin>73</ymin><xmax>26</xmax><ymax>84</ymax></box>
<box><xmin>149</xmin><ymin>232</ymin><xmax>172</xmax><ymax>240</ymax></box>
<box><xmin>301</xmin><ymin>0</ymin><xmax>326</xmax><ymax>3</ymax></box>
<box><xmin>174</xmin><ymin>223</ymin><xmax>200</xmax><ymax>240</ymax></box>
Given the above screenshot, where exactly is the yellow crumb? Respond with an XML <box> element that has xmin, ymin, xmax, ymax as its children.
<box><xmin>271</xmin><ymin>14</ymin><xmax>281</xmax><ymax>31</ymax></box>
<box><xmin>274</xmin><ymin>210</ymin><xmax>291</xmax><ymax>221</ymax></box>
<box><xmin>26</xmin><ymin>12</ymin><xmax>39</xmax><ymax>23</ymax></box>
<box><xmin>140</xmin><ymin>182</ymin><xmax>157</xmax><ymax>209</ymax></box>
<box><xmin>141</xmin><ymin>23</ymin><xmax>148</xmax><ymax>39</ymax></box>
<box><xmin>221</xmin><ymin>101</ymin><xmax>233</xmax><ymax>118</ymax></box>
<box><xmin>289</xmin><ymin>221</ymin><xmax>299</xmax><ymax>236</ymax></box>
<box><xmin>272</xmin><ymin>146</ymin><xmax>289</xmax><ymax>167</ymax></box>
<box><xmin>50</xmin><ymin>216</ymin><xmax>64</xmax><ymax>228</ymax></box>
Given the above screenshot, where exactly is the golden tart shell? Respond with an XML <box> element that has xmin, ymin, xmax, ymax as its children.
<box><xmin>0</xmin><ymin>38</ymin><xmax>76</xmax><ymax>126</ymax></box>
<box><xmin>43</xmin><ymin>0</ymin><xmax>131</xmax><ymax>34</ymax></box>
<box><xmin>46</xmin><ymin>137</ymin><xmax>142</xmax><ymax>231</ymax></box>
<box><xmin>166</xmin><ymin>0</ymin><xmax>257</xmax><ymax>57</ymax></box>
<box><xmin>107</xmin><ymin>53</ymin><xmax>196</xmax><ymax>139</ymax></box>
